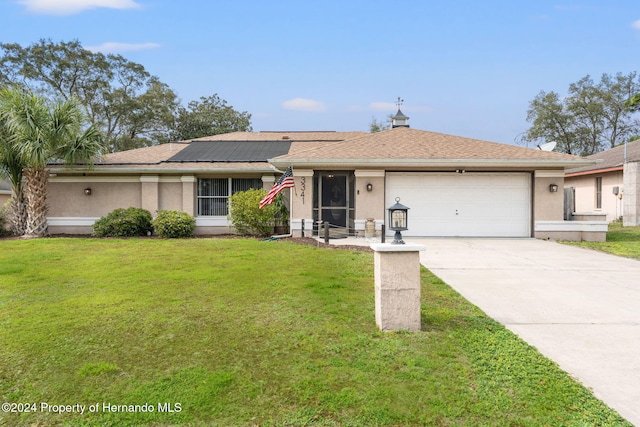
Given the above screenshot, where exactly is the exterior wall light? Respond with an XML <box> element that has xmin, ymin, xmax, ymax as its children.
<box><xmin>388</xmin><ymin>197</ymin><xmax>409</xmax><ymax>244</ymax></box>
<box><xmin>84</xmin><ymin>188</ymin><xmax>92</xmax><ymax>196</ymax></box>
<box><xmin>366</xmin><ymin>183</ymin><xmax>373</xmax><ymax>192</ymax></box>
<box><xmin>549</xmin><ymin>184</ymin><xmax>559</xmax><ymax>193</ymax></box>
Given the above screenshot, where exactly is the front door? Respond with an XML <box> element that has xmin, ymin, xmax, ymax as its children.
<box><xmin>322</xmin><ymin>174</ymin><xmax>347</xmax><ymax>228</ymax></box>
<box><xmin>314</xmin><ymin>172</ymin><xmax>355</xmax><ymax>236</ymax></box>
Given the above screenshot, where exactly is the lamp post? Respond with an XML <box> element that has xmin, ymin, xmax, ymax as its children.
<box><xmin>388</xmin><ymin>197</ymin><xmax>409</xmax><ymax>244</ymax></box>
<box><xmin>372</xmin><ymin>196</ymin><xmax>423</xmax><ymax>332</ymax></box>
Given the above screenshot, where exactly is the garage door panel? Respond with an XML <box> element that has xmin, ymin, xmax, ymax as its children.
<box><xmin>386</xmin><ymin>172</ymin><xmax>531</xmax><ymax>237</ymax></box>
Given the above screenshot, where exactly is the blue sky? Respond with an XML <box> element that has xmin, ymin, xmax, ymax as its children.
<box><xmin>1</xmin><ymin>0</ymin><xmax>639</xmax><ymax>145</ymax></box>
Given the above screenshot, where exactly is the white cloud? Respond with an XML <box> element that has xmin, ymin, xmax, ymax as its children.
<box><xmin>282</xmin><ymin>98</ymin><xmax>325</xmax><ymax>112</ymax></box>
<box><xmin>369</xmin><ymin>102</ymin><xmax>397</xmax><ymax>111</ymax></box>
<box><xmin>632</xmin><ymin>19</ymin><xmax>640</xmax><ymax>30</ymax></box>
<box><xmin>18</xmin><ymin>0</ymin><xmax>142</xmax><ymax>15</ymax></box>
<box><xmin>85</xmin><ymin>42</ymin><xmax>160</xmax><ymax>53</ymax></box>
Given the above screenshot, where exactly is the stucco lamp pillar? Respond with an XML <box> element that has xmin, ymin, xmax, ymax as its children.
<box><xmin>370</xmin><ymin>198</ymin><xmax>425</xmax><ymax>332</ymax></box>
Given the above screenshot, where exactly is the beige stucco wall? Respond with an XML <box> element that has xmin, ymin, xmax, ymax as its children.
<box><xmin>566</xmin><ymin>171</ymin><xmax>624</xmax><ymax>222</ymax></box>
<box><xmin>624</xmin><ymin>162</ymin><xmax>640</xmax><ymax>226</ymax></box>
<box><xmin>46</xmin><ymin>173</ymin><xmax>273</xmax><ymax>235</ymax></box>
<box><xmin>159</xmin><ymin>182</ymin><xmax>183</xmax><ymax>211</ymax></box>
<box><xmin>354</xmin><ymin>170</ymin><xmax>385</xmax><ymax>222</ymax></box>
<box><xmin>533</xmin><ymin>171</ymin><xmax>565</xmax><ymax>221</ymax></box>
<box><xmin>48</xmin><ymin>180</ymin><xmax>142</xmax><ymax>217</ymax></box>
<box><xmin>0</xmin><ymin>193</ymin><xmax>10</xmax><ymax>208</ymax></box>
<box><xmin>290</xmin><ymin>170</ymin><xmax>313</xmax><ymax>237</ymax></box>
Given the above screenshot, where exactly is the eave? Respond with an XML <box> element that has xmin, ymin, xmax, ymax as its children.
<box><xmin>48</xmin><ymin>164</ymin><xmax>279</xmax><ymax>175</ymax></box>
<box><xmin>565</xmin><ymin>165</ymin><xmax>623</xmax><ymax>178</ymax></box>
<box><xmin>268</xmin><ymin>158</ymin><xmax>598</xmax><ymax>170</ymax></box>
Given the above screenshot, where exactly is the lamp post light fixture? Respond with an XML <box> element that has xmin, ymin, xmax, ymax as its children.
<box><xmin>388</xmin><ymin>197</ymin><xmax>409</xmax><ymax>244</ymax></box>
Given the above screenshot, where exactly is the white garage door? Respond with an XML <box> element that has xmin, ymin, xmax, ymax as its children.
<box><xmin>385</xmin><ymin>172</ymin><xmax>531</xmax><ymax>237</ymax></box>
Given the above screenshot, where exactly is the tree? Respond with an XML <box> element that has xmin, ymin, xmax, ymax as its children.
<box><xmin>369</xmin><ymin>115</ymin><xmax>392</xmax><ymax>133</ymax></box>
<box><xmin>525</xmin><ymin>91</ymin><xmax>581</xmax><ymax>154</ymax></box>
<box><xmin>0</xmin><ymin>109</ymin><xmax>26</xmax><ymax>235</ymax></box>
<box><xmin>523</xmin><ymin>72</ymin><xmax>640</xmax><ymax>155</ymax></box>
<box><xmin>170</xmin><ymin>94</ymin><xmax>252</xmax><ymax>141</ymax></box>
<box><xmin>0</xmin><ymin>39</ymin><xmax>179</xmax><ymax>152</ymax></box>
<box><xmin>0</xmin><ymin>88</ymin><xmax>103</xmax><ymax>237</ymax></box>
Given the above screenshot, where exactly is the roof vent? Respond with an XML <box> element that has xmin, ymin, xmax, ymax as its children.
<box><xmin>282</xmin><ymin>136</ymin><xmax>290</xmax><ymax>140</ymax></box>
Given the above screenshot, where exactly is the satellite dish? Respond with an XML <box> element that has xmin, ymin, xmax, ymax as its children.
<box><xmin>538</xmin><ymin>141</ymin><xmax>557</xmax><ymax>152</ymax></box>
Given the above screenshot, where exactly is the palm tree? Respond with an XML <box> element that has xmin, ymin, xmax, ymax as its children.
<box><xmin>0</xmin><ymin>94</ymin><xmax>27</xmax><ymax>235</ymax></box>
<box><xmin>0</xmin><ymin>88</ymin><xmax>103</xmax><ymax>237</ymax></box>
<box><xmin>0</xmin><ymin>132</ymin><xmax>27</xmax><ymax>235</ymax></box>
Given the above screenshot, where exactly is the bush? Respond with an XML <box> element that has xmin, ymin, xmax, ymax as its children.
<box><xmin>153</xmin><ymin>210</ymin><xmax>195</xmax><ymax>238</ymax></box>
<box><xmin>228</xmin><ymin>189</ymin><xmax>279</xmax><ymax>237</ymax></box>
<box><xmin>93</xmin><ymin>207</ymin><xmax>153</xmax><ymax>237</ymax></box>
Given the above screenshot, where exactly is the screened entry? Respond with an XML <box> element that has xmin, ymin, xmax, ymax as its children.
<box><xmin>313</xmin><ymin>171</ymin><xmax>355</xmax><ymax>237</ymax></box>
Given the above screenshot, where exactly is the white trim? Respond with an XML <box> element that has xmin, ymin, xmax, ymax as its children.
<box><xmin>181</xmin><ymin>175</ymin><xmax>196</xmax><ymax>183</ymax></box>
<box><xmin>195</xmin><ymin>217</ymin><xmax>229</xmax><ymax>227</ymax></box>
<box><xmin>535</xmin><ymin>170</ymin><xmax>565</xmax><ymax>178</ymax></box>
<box><xmin>159</xmin><ymin>176</ymin><xmax>182</xmax><ymax>183</ymax></box>
<box><xmin>355</xmin><ymin>170</ymin><xmax>386</xmax><ymax>177</ymax></box>
<box><xmin>271</xmin><ymin>158</ymin><xmax>596</xmax><ymax>169</ymax></box>
<box><xmin>262</xmin><ymin>175</ymin><xmax>276</xmax><ymax>184</ymax></box>
<box><xmin>293</xmin><ymin>169</ymin><xmax>314</xmax><ymax>177</ymax></box>
<box><xmin>370</xmin><ymin>243</ymin><xmax>426</xmax><ymax>252</ymax></box>
<box><xmin>534</xmin><ymin>220</ymin><xmax>608</xmax><ymax>232</ymax></box>
<box><xmin>139</xmin><ymin>175</ymin><xmax>160</xmax><ymax>183</ymax></box>
<box><xmin>47</xmin><ymin>217</ymin><xmax>99</xmax><ymax>226</ymax></box>
<box><xmin>291</xmin><ymin>218</ymin><xmax>313</xmax><ymax>231</ymax></box>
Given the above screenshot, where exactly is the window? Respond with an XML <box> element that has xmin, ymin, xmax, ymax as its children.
<box><xmin>595</xmin><ymin>177</ymin><xmax>602</xmax><ymax>209</ymax></box>
<box><xmin>197</xmin><ymin>178</ymin><xmax>262</xmax><ymax>216</ymax></box>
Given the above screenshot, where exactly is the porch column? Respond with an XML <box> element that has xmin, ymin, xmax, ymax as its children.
<box><xmin>624</xmin><ymin>161</ymin><xmax>640</xmax><ymax>226</ymax></box>
<box><xmin>291</xmin><ymin>169</ymin><xmax>314</xmax><ymax>238</ymax></box>
<box><xmin>354</xmin><ymin>170</ymin><xmax>386</xmax><ymax>238</ymax></box>
<box><xmin>181</xmin><ymin>175</ymin><xmax>196</xmax><ymax>216</ymax></box>
<box><xmin>261</xmin><ymin>174</ymin><xmax>275</xmax><ymax>190</ymax></box>
<box><xmin>140</xmin><ymin>175</ymin><xmax>159</xmax><ymax>214</ymax></box>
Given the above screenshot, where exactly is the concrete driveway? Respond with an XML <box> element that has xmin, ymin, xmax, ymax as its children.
<box><xmin>410</xmin><ymin>238</ymin><xmax>640</xmax><ymax>425</ymax></box>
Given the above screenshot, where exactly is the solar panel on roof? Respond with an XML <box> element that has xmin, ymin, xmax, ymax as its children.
<box><xmin>166</xmin><ymin>141</ymin><xmax>292</xmax><ymax>162</ymax></box>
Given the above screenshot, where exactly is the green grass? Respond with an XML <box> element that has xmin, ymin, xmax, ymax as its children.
<box><xmin>0</xmin><ymin>238</ymin><xmax>631</xmax><ymax>426</ymax></box>
<box><xmin>565</xmin><ymin>221</ymin><xmax>640</xmax><ymax>259</ymax></box>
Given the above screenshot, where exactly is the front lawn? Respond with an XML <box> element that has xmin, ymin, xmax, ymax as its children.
<box><xmin>566</xmin><ymin>221</ymin><xmax>640</xmax><ymax>259</ymax></box>
<box><xmin>0</xmin><ymin>238</ymin><xmax>630</xmax><ymax>426</ymax></box>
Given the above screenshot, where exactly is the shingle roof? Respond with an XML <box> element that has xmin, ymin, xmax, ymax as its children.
<box><xmin>565</xmin><ymin>139</ymin><xmax>640</xmax><ymax>176</ymax></box>
<box><xmin>97</xmin><ymin>142</ymin><xmax>190</xmax><ymax>165</ymax></box>
<box><xmin>189</xmin><ymin>131</ymin><xmax>366</xmax><ymax>142</ymax></box>
<box><xmin>167</xmin><ymin>140</ymin><xmax>292</xmax><ymax>162</ymax></box>
<box><xmin>51</xmin><ymin>128</ymin><xmax>594</xmax><ymax>173</ymax></box>
<box><xmin>270</xmin><ymin>127</ymin><xmax>593</xmax><ymax>168</ymax></box>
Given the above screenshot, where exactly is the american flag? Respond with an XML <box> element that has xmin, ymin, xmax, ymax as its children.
<box><xmin>259</xmin><ymin>166</ymin><xmax>294</xmax><ymax>209</ymax></box>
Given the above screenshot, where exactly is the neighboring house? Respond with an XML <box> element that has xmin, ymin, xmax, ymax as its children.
<box><xmin>0</xmin><ymin>179</ymin><xmax>11</xmax><ymax>207</ymax></box>
<box><xmin>46</xmin><ymin>112</ymin><xmax>598</xmax><ymax>239</ymax></box>
<box><xmin>565</xmin><ymin>139</ymin><xmax>640</xmax><ymax>225</ymax></box>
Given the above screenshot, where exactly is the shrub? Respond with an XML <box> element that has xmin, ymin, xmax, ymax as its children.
<box><xmin>93</xmin><ymin>207</ymin><xmax>153</xmax><ymax>237</ymax></box>
<box><xmin>153</xmin><ymin>210</ymin><xmax>195</xmax><ymax>238</ymax></box>
<box><xmin>228</xmin><ymin>189</ymin><xmax>278</xmax><ymax>237</ymax></box>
